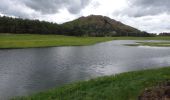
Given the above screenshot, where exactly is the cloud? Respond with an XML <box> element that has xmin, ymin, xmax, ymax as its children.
<box><xmin>0</xmin><ymin>0</ymin><xmax>90</xmax><ymax>18</ymax></box>
<box><xmin>109</xmin><ymin>0</ymin><xmax>170</xmax><ymax>33</ymax></box>
<box><xmin>82</xmin><ymin>0</ymin><xmax>128</xmax><ymax>17</ymax></box>
<box><xmin>133</xmin><ymin>0</ymin><xmax>170</xmax><ymax>8</ymax></box>
<box><xmin>23</xmin><ymin>0</ymin><xmax>90</xmax><ymax>14</ymax></box>
<box><xmin>114</xmin><ymin>13</ymin><xmax>170</xmax><ymax>33</ymax></box>
<box><xmin>0</xmin><ymin>0</ymin><xmax>39</xmax><ymax>18</ymax></box>
<box><xmin>38</xmin><ymin>9</ymin><xmax>78</xmax><ymax>24</ymax></box>
<box><xmin>116</xmin><ymin>0</ymin><xmax>170</xmax><ymax>17</ymax></box>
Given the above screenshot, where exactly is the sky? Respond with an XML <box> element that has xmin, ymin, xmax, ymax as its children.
<box><xmin>0</xmin><ymin>0</ymin><xmax>170</xmax><ymax>33</ymax></box>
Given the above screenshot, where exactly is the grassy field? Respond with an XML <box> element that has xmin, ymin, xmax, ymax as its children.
<box><xmin>0</xmin><ymin>34</ymin><xmax>115</xmax><ymax>49</ymax></box>
<box><xmin>0</xmin><ymin>34</ymin><xmax>170</xmax><ymax>49</ymax></box>
<box><xmin>11</xmin><ymin>67</ymin><xmax>170</xmax><ymax>100</ymax></box>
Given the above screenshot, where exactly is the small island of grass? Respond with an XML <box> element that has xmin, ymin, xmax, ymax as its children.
<box><xmin>137</xmin><ymin>42</ymin><xmax>170</xmax><ymax>47</ymax></box>
<box><xmin>126</xmin><ymin>41</ymin><xmax>170</xmax><ymax>47</ymax></box>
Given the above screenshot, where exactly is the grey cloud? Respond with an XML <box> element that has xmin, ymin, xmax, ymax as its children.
<box><xmin>133</xmin><ymin>0</ymin><xmax>170</xmax><ymax>16</ymax></box>
<box><xmin>67</xmin><ymin>1</ymin><xmax>90</xmax><ymax>14</ymax></box>
<box><xmin>0</xmin><ymin>0</ymin><xmax>90</xmax><ymax>19</ymax></box>
<box><xmin>23</xmin><ymin>0</ymin><xmax>90</xmax><ymax>14</ymax></box>
<box><xmin>0</xmin><ymin>0</ymin><xmax>31</xmax><ymax>18</ymax></box>
<box><xmin>112</xmin><ymin>0</ymin><xmax>170</xmax><ymax>33</ymax></box>
<box><xmin>116</xmin><ymin>0</ymin><xmax>170</xmax><ymax>17</ymax></box>
<box><xmin>133</xmin><ymin>0</ymin><xmax>170</xmax><ymax>7</ymax></box>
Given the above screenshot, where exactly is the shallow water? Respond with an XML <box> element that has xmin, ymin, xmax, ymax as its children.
<box><xmin>0</xmin><ymin>40</ymin><xmax>170</xmax><ymax>99</ymax></box>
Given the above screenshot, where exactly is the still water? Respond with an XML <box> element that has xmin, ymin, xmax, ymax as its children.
<box><xmin>0</xmin><ymin>40</ymin><xmax>170</xmax><ymax>99</ymax></box>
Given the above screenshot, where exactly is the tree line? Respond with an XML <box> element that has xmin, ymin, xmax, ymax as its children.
<box><xmin>159</xmin><ymin>33</ymin><xmax>170</xmax><ymax>36</ymax></box>
<box><xmin>0</xmin><ymin>16</ymin><xmax>61</xmax><ymax>34</ymax></box>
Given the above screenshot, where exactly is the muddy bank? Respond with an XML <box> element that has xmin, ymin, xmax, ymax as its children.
<box><xmin>139</xmin><ymin>81</ymin><xmax>170</xmax><ymax>100</ymax></box>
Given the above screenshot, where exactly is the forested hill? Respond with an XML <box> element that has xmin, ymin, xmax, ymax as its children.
<box><xmin>61</xmin><ymin>15</ymin><xmax>150</xmax><ymax>36</ymax></box>
<box><xmin>0</xmin><ymin>15</ymin><xmax>152</xmax><ymax>37</ymax></box>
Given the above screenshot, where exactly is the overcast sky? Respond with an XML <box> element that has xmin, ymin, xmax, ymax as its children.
<box><xmin>0</xmin><ymin>0</ymin><xmax>170</xmax><ymax>33</ymax></box>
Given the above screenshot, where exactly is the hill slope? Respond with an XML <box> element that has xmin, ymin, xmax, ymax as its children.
<box><xmin>61</xmin><ymin>15</ymin><xmax>150</xmax><ymax>37</ymax></box>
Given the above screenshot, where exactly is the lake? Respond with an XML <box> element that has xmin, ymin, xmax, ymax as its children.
<box><xmin>0</xmin><ymin>40</ymin><xmax>170</xmax><ymax>99</ymax></box>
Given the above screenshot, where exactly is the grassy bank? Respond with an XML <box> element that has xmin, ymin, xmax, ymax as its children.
<box><xmin>0</xmin><ymin>34</ymin><xmax>170</xmax><ymax>49</ymax></box>
<box><xmin>12</xmin><ymin>67</ymin><xmax>170</xmax><ymax>100</ymax></box>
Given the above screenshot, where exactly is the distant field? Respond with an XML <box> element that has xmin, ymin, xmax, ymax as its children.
<box><xmin>12</xmin><ymin>67</ymin><xmax>170</xmax><ymax>100</ymax></box>
<box><xmin>0</xmin><ymin>34</ymin><xmax>170</xmax><ymax>49</ymax></box>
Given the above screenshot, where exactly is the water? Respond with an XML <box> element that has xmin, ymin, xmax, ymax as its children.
<box><xmin>0</xmin><ymin>40</ymin><xmax>170</xmax><ymax>99</ymax></box>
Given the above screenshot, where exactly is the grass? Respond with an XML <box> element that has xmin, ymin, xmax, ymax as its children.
<box><xmin>11</xmin><ymin>67</ymin><xmax>170</xmax><ymax>100</ymax></box>
<box><xmin>0</xmin><ymin>34</ymin><xmax>170</xmax><ymax>49</ymax></box>
<box><xmin>0</xmin><ymin>34</ymin><xmax>115</xmax><ymax>49</ymax></box>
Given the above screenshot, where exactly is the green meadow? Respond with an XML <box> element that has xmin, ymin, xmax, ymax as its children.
<box><xmin>0</xmin><ymin>34</ymin><xmax>170</xmax><ymax>49</ymax></box>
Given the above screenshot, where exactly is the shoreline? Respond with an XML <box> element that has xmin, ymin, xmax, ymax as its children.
<box><xmin>12</xmin><ymin>67</ymin><xmax>170</xmax><ymax>100</ymax></box>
